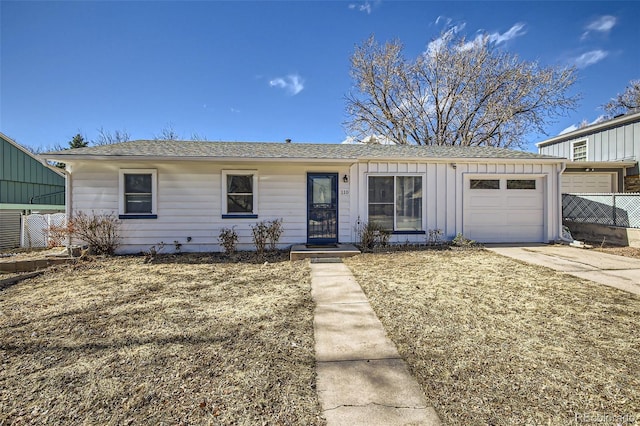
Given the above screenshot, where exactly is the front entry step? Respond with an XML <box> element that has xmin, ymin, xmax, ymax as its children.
<box><xmin>290</xmin><ymin>244</ymin><xmax>361</xmax><ymax>261</ymax></box>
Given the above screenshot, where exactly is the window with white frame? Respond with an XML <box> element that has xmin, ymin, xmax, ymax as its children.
<box><xmin>222</xmin><ymin>170</ymin><xmax>258</xmax><ymax>217</ymax></box>
<box><xmin>119</xmin><ymin>169</ymin><xmax>157</xmax><ymax>218</ymax></box>
<box><xmin>572</xmin><ymin>140</ymin><xmax>587</xmax><ymax>162</ymax></box>
<box><xmin>368</xmin><ymin>175</ymin><xmax>422</xmax><ymax>232</ymax></box>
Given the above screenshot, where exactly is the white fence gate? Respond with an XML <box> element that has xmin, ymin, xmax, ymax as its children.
<box><xmin>21</xmin><ymin>213</ymin><xmax>67</xmax><ymax>248</ymax></box>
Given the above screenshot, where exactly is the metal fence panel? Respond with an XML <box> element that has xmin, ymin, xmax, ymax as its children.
<box><xmin>21</xmin><ymin>213</ymin><xmax>67</xmax><ymax>248</ymax></box>
<box><xmin>562</xmin><ymin>193</ymin><xmax>640</xmax><ymax>228</ymax></box>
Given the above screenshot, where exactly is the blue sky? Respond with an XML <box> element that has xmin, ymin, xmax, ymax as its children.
<box><xmin>1</xmin><ymin>1</ymin><xmax>638</xmax><ymax>152</ymax></box>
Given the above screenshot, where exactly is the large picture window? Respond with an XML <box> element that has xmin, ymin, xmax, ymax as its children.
<box><xmin>368</xmin><ymin>176</ymin><xmax>422</xmax><ymax>232</ymax></box>
<box><xmin>119</xmin><ymin>169</ymin><xmax>157</xmax><ymax>218</ymax></box>
<box><xmin>222</xmin><ymin>170</ymin><xmax>258</xmax><ymax>217</ymax></box>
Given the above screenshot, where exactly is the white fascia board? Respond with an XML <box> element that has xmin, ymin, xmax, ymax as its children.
<box><xmin>359</xmin><ymin>156</ymin><xmax>565</xmax><ymax>165</ymax></box>
<box><xmin>564</xmin><ymin>160</ymin><xmax>637</xmax><ymax>169</ymax></box>
<box><xmin>42</xmin><ymin>154</ymin><xmax>564</xmax><ymax>165</ymax></box>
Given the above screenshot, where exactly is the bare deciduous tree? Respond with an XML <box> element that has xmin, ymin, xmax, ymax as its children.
<box><xmin>93</xmin><ymin>127</ymin><xmax>131</xmax><ymax>145</ymax></box>
<box><xmin>603</xmin><ymin>80</ymin><xmax>640</xmax><ymax>117</ymax></box>
<box><xmin>345</xmin><ymin>33</ymin><xmax>579</xmax><ymax>148</ymax></box>
<box><xmin>154</xmin><ymin>123</ymin><xmax>181</xmax><ymax>141</ymax></box>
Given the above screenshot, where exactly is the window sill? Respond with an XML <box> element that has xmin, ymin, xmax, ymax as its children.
<box><xmin>119</xmin><ymin>214</ymin><xmax>157</xmax><ymax>220</ymax></box>
<box><xmin>222</xmin><ymin>214</ymin><xmax>258</xmax><ymax>219</ymax></box>
<box><xmin>392</xmin><ymin>230</ymin><xmax>426</xmax><ymax>235</ymax></box>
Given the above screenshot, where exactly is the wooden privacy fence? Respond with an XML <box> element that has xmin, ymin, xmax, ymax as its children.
<box><xmin>21</xmin><ymin>213</ymin><xmax>67</xmax><ymax>248</ymax></box>
<box><xmin>562</xmin><ymin>193</ymin><xmax>640</xmax><ymax>228</ymax></box>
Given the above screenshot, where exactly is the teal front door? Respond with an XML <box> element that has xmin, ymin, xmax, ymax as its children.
<box><xmin>307</xmin><ymin>173</ymin><xmax>338</xmax><ymax>244</ymax></box>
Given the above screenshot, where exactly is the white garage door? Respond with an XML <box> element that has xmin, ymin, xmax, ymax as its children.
<box><xmin>463</xmin><ymin>176</ymin><xmax>545</xmax><ymax>243</ymax></box>
<box><xmin>561</xmin><ymin>173</ymin><xmax>614</xmax><ymax>193</ymax></box>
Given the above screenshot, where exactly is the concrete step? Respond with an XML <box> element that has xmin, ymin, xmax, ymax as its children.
<box><xmin>290</xmin><ymin>243</ymin><xmax>360</xmax><ymax>261</ymax></box>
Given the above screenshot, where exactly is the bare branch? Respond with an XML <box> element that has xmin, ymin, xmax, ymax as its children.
<box><xmin>603</xmin><ymin>80</ymin><xmax>640</xmax><ymax>117</ymax></box>
<box><xmin>345</xmin><ymin>33</ymin><xmax>579</xmax><ymax>148</ymax></box>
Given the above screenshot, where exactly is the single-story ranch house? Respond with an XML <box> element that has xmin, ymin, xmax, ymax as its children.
<box><xmin>43</xmin><ymin>140</ymin><xmax>566</xmax><ymax>253</ymax></box>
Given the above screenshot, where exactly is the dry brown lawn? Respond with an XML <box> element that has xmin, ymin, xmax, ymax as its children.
<box><xmin>0</xmin><ymin>253</ymin><xmax>324</xmax><ymax>425</ymax></box>
<box><xmin>594</xmin><ymin>245</ymin><xmax>640</xmax><ymax>260</ymax></box>
<box><xmin>345</xmin><ymin>249</ymin><xmax>640</xmax><ymax>425</ymax></box>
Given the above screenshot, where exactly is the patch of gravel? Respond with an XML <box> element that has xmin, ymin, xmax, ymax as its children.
<box><xmin>344</xmin><ymin>249</ymin><xmax>640</xmax><ymax>425</ymax></box>
<box><xmin>0</xmin><ymin>253</ymin><xmax>324</xmax><ymax>425</ymax></box>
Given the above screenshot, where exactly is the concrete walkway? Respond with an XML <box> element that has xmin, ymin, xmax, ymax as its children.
<box><xmin>310</xmin><ymin>260</ymin><xmax>441</xmax><ymax>426</ymax></box>
<box><xmin>486</xmin><ymin>244</ymin><xmax>640</xmax><ymax>296</ymax></box>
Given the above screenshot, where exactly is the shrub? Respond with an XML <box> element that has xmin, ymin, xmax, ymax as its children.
<box><xmin>266</xmin><ymin>218</ymin><xmax>284</xmax><ymax>251</ymax></box>
<box><xmin>48</xmin><ymin>211</ymin><xmax>122</xmax><ymax>255</ymax></box>
<box><xmin>251</xmin><ymin>221</ymin><xmax>269</xmax><ymax>255</ymax></box>
<box><xmin>427</xmin><ymin>229</ymin><xmax>444</xmax><ymax>245</ymax></box>
<box><xmin>251</xmin><ymin>219</ymin><xmax>284</xmax><ymax>255</ymax></box>
<box><xmin>218</xmin><ymin>226</ymin><xmax>239</xmax><ymax>254</ymax></box>
<box><xmin>451</xmin><ymin>233</ymin><xmax>476</xmax><ymax>247</ymax></box>
<box><xmin>357</xmin><ymin>221</ymin><xmax>390</xmax><ymax>252</ymax></box>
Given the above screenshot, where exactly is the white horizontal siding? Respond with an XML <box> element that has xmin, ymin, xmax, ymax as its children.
<box><xmin>69</xmin><ymin>158</ymin><xmax>562</xmax><ymax>252</ymax></box>
<box><xmin>70</xmin><ymin>160</ymin><xmax>352</xmax><ymax>253</ymax></box>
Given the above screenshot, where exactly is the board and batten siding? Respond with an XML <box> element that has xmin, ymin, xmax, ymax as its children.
<box><xmin>538</xmin><ymin>121</ymin><xmax>639</xmax><ymax>162</ymax></box>
<box><xmin>352</xmin><ymin>160</ymin><xmax>562</xmax><ymax>244</ymax></box>
<box><xmin>69</xmin><ymin>160</ymin><xmax>352</xmax><ymax>253</ymax></box>
<box><xmin>0</xmin><ymin>135</ymin><xmax>65</xmax><ymax>205</ymax></box>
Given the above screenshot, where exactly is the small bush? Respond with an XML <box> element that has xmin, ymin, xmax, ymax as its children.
<box><xmin>427</xmin><ymin>229</ymin><xmax>444</xmax><ymax>245</ymax></box>
<box><xmin>251</xmin><ymin>219</ymin><xmax>284</xmax><ymax>255</ymax></box>
<box><xmin>219</xmin><ymin>227</ymin><xmax>239</xmax><ymax>254</ymax></box>
<box><xmin>451</xmin><ymin>233</ymin><xmax>476</xmax><ymax>247</ymax></box>
<box><xmin>251</xmin><ymin>221</ymin><xmax>269</xmax><ymax>255</ymax></box>
<box><xmin>266</xmin><ymin>218</ymin><xmax>284</xmax><ymax>251</ymax></box>
<box><xmin>48</xmin><ymin>211</ymin><xmax>121</xmax><ymax>255</ymax></box>
<box><xmin>357</xmin><ymin>221</ymin><xmax>390</xmax><ymax>252</ymax></box>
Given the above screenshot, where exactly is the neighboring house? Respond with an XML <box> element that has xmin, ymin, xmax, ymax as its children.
<box><xmin>42</xmin><ymin>140</ymin><xmax>565</xmax><ymax>253</ymax></box>
<box><xmin>537</xmin><ymin>111</ymin><xmax>640</xmax><ymax>193</ymax></box>
<box><xmin>0</xmin><ymin>132</ymin><xmax>66</xmax><ymax>249</ymax></box>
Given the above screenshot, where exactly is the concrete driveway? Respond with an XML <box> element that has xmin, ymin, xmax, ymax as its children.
<box><xmin>486</xmin><ymin>244</ymin><xmax>640</xmax><ymax>296</ymax></box>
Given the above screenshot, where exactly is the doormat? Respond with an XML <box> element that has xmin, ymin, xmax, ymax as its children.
<box><xmin>305</xmin><ymin>244</ymin><xmax>339</xmax><ymax>249</ymax></box>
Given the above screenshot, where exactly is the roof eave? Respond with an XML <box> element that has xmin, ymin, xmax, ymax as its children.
<box><xmin>564</xmin><ymin>160</ymin><xmax>637</xmax><ymax>168</ymax></box>
<box><xmin>40</xmin><ymin>154</ymin><xmax>358</xmax><ymax>163</ymax></box>
<box><xmin>42</xmin><ymin>154</ymin><xmax>564</xmax><ymax>164</ymax></box>
<box><xmin>536</xmin><ymin>111</ymin><xmax>640</xmax><ymax>148</ymax></box>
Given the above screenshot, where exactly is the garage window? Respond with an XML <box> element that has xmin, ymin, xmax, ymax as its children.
<box><xmin>507</xmin><ymin>179</ymin><xmax>536</xmax><ymax>190</ymax></box>
<box><xmin>470</xmin><ymin>179</ymin><xmax>500</xmax><ymax>189</ymax></box>
<box><xmin>368</xmin><ymin>176</ymin><xmax>422</xmax><ymax>232</ymax></box>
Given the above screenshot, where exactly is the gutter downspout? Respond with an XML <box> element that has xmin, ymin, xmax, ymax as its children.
<box><xmin>556</xmin><ymin>161</ymin><xmax>576</xmax><ymax>244</ymax></box>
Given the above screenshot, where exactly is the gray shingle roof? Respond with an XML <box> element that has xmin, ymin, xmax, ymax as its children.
<box><xmin>44</xmin><ymin>140</ymin><xmax>561</xmax><ymax>161</ymax></box>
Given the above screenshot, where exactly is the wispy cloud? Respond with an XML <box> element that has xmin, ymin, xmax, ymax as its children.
<box><xmin>428</xmin><ymin>22</ymin><xmax>526</xmax><ymax>55</ymax></box>
<box><xmin>587</xmin><ymin>15</ymin><xmax>617</xmax><ymax>32</ymax></box>
<box><xmin>458</xmin><ymin>23</ymin><xmax>527</xmax><ymax>51</ymax></box>
<box><xmin>348</xmin><ymin>0</ymin><xmax>380</xmax><ymax>14</ymax></box>
<box><xmin>572</xmin><ymin>49</ymin><xmax>609</xmax><ymax>68</ymax></box>
<box><xmin>434</xmin><ymin>15</ymin><xmax>452</xmax><ymax>26</ymax></box>
<box><xmin>426</xmin><ymin>23</ymin><xmax>465</xmax><ymax>56</ymax></box>
<box><xmin>581</xmin><ymin>15</ymin><xmax>617</xmax><ymax>39</ymax></box>
<box><xmin>269</xmin><ymin>74</ymin><xmax>305</xmax><ymax>95</ymax></box>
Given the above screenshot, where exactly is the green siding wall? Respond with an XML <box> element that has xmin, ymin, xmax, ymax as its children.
<box><xmin>0</xmin><ymin>136</ymin><xmax>65</xmax><ymax>205</ymax></box>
